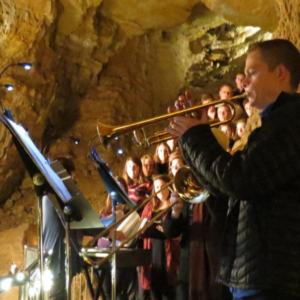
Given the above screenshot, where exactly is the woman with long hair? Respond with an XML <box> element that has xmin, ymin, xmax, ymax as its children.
<box><xmin>153</xmin><ymin>143</ymin><xmax>171</xmax><ymax>175</ymax></box>
<box><xmin>168</xmin><ymin>150</ymin><xmax>185</xmax><ymax>179</ymax></box>
<box><xmin>122</xmin><ymin>156</ymin><xmax>151</xmax><ymax>206</ymax></box>
<box><xmin>98</xmin><ymin>176</ymin><xmax>127</xmax><ymax>218</ymax></box>
<box><xmin>141</xmin><ymin>175</ymin><xmax>180</xmax><ymax>300</ymax></box>
<box><xmin>141</xmin><ymin>154</ymin><xmax>155</xmax><ymax>181</ymax></box>
<box><xmin>163</xmin><ymin>140</ymin><xmax>232</xmax><ymax>300</ymax></box>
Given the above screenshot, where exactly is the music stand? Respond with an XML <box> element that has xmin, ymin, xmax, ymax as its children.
<box><xmin>0</xmin><ymin>110</ymin><xmax>105</xmax><ymax>300</ymax></box>
<box><xmin>89</xmin><ymin>148</ymin><xmax>137</xmax><ymax>300</ymax></box>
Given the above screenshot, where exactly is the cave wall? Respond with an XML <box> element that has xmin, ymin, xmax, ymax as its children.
<box><xmin>0</xmin><ymin>0</ymin><xmax>298</xmax><ymax>290</ymax></box>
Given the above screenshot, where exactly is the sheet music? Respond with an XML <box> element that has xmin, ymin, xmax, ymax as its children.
<box><xmin>90</xmin><ymin>147</ymin><xmax>136</xmax><ymax>209</ymax></box>
<box><xmin>5</xmin><ymin>117</ymin><xmax>72</xmax><ymax>201</ymax></box>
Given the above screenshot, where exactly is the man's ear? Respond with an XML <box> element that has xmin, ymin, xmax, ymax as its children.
<box><xmin>277</xmin><ymin>64</ymin><xmax>289</xmax><ymax>83</ymax></box>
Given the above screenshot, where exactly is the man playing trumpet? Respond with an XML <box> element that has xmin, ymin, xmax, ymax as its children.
<box><xmin>166</xmin><ymin>39</ymin><xmax>300</xmax><ymax>300</ymax></box>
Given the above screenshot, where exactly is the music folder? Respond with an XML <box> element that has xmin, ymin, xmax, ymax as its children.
<box><xmin>0</xmin><ymin>111</ymin><xmax>104</xmax><ymax>231</ymax></box>
<box><xmin>89</xmin><ymin>147</ymin><xmax>136</xmax><ymax>210</ymax></box>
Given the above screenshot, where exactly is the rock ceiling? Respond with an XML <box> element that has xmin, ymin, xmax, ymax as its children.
<box><xmin>0</xmin><ymin>0</ymin><xmax>298</xmax><ymax>236</ymax></box>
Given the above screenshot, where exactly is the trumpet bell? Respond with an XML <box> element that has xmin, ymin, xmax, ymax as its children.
<box><xmin>97</xmin><ymin>122</ymin><xmax>116</xmax><ymax>145</ymax></box>
<box><xmin>174</xmin><ymin>166</ymin><xmax>209</xmax><ymax>204</ymax></box>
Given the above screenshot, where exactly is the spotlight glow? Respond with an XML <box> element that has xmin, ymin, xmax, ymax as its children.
<box><xmin>16</xmin><ymin>272</ymin><xmax>25</xmax><ymax>282</ymax></box>
<box><xmin>110</xmin><ymin>191</ymin><xmax>117</xmax><ymax>198</ymax></box>
<box><xmin>29</xmin><ymin>287</ymin><xmax>36</xmax><ymax>297</ymax></box>
<box><xmin>117</xmin><ymin>149</ymin><xmax>123</xmax><ymax>154</ymax></box>
<box><xmin>4</xmin><ymin>85</ymin><xmax>14</xmax><ymax>91</ymax></box>
<box><xmin>22</xmin><ymin>63</ymin><xmax>32</xmax><ymax>70</ymax></box>
<box><xmin>1</xmin><ymin>278</ymin><xmax>12</xmax><ymax>291</ymax></box>
<box><xmin>33</xmin><ymin>279</ymin><xmax>41</xmax><ymax>290</ymax></box>
<box><xmin>42</xmin><ymin>269</ymin><xmax>53</xmax><ymax>291</ymax></box>
<box><xmin>10</xmin><ymin>263</ymin><xmax>17</xmax><ymax>274</ymax></box>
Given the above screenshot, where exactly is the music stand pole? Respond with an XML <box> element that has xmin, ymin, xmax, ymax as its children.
<box><xmin>0</xmin><ymin>113</ymin><xmax>105</xmax><ymax>300</ymax></box>
<box><xmin>64</xmin><ymin>205</ymin><xmax>73</xmax><ymax>300</ymax></box>
<box><xmin>34</xmin><ymin>173</ymin><xmax>46</xmax><ymax>300</ymax></box>
<box><xmin>111</xmin><ymin>196</ymin><xmax>117</xmax><ymax>300</ymax></box>
<box><xmin>89</xmin><ymin>148</ymin><xmax>137</xmax><ymax>300</ymax></box>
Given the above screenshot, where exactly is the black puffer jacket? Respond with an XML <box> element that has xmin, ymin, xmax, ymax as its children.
<box><xmin>179</xmin><ymin>92</ymin><xmax>300</xmax><ymax>298</ymax></box>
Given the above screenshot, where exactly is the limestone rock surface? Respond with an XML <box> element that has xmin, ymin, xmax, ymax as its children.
<box><xmin>101</xmin><ymin>0</ymin><xmax>200</xmax><ymax>37</ymax></box>
<box><xmin>0</xmin><ymin>0</ymin><xmax>275</xmax><ymax>224</ymax></box>
<box><xmin>1</xmin><ymin>1</ymin><xmax>300</xmax><ymax>297</ymax></box>
<box><xmin>201</xmin><ymin>0</ymin><xmax>278</xmax><ymax>31</ymax></box>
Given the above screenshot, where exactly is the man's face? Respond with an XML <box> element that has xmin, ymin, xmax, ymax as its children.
<box><xmin>235</xmin><ymin>74</ymin><xmax>245</xmax><ymax>91</ymax></box>
<box><xmin>219</xmin><ymin>86</ymin><xmax>233</xmax><ymax>100</ymax></box>
<box><xmin>243</xmin><ymin>50</ymin><xmax>280</xmax><ymax>110</ymax></box>
<box><xmin>217</xmin><ymin>105</ymin><xmax>232</xmax><ymax>122</ymax></box>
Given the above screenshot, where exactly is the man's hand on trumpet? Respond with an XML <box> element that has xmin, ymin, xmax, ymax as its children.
<box><xmin>166</xmin><ymin>90</ymin><xmax>210</xmax><ymax>137</ymax></box>
<box><xmin>168</xmin><ymin>90</ymin><xmax>195</xmax><ymax>113</ymax></box>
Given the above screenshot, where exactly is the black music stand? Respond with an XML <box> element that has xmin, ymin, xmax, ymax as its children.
<box><xmin>0</xmin><ymin>110</ymin><xmax>104</xmax><ymax>300</ymax></box>
<box><xmin>89</xmin><ymin>148</ymin><xmax>136</xmax><ymax>300</ymax></box>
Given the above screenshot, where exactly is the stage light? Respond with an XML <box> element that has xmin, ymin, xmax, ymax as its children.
<box><xmin>72</xmin><ymin>138</ymin><xmax>80</xmax><ymax>145</ymax></box>
<box><xmin>42</xmin><ymin>136</ymin><xmax>80</xmax><ymax>155</ymax></box>
<box><xmin>60</xmin><ymin>136</ymin><xmax>80</xmax><ymax>146</ymax></box>
<box><xmin>4</xmin><ymin>84</ymin><xmax>14</xmax><ymax>91</ymax></box>
<box><xmin>110</xmin><ymin>191</ymin><xmax>117</xmax><ymax>198</ymax></box>
<box><xmin>42</xmin><ymin>269</ymin><xmax>53</xmax><ymax>291</ymax></box>
<box><xmin>29</xmin><ymin>287</ymin><xmax>36</xmax><ymax>297</ymax></box>
<box><xmin>1</xmin><ymin>278</ymin><xmax>12</xmax><ymax>291</ymax></box>
<box><xmin>10</xmin><ymin>262</ymin><xmax>17</xmax><ymax>275</ymax></box>
<box><xmin>117</xmin><ymin>148</ymin><xmax>123</xmax><ymax>154</ymax></box>
<box><xmin>20</xmin><ymin>63</ymin><xmax>32</xmax><ymax>70</ymax></box>
<box><xmin>33</xmin><ymin>278</ymin><xmax>41</xmax><ymax>290</ymax></box>
<box><xmin>16</xmin><ymin>272</ymin><xmax>25</xmax><ymax>282</ymax></box>
<box><xmin>0</xmin><ymin>62</ymin><xmax>32</xmax><ymax>113</ymax></box>
<box><xmin>0</xmin><ymin>62</ymin><xmax>32</xmax><ymax>78</ymax></box>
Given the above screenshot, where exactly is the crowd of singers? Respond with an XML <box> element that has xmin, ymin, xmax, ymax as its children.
<box><xmin>97</xmin><ymin>72</ymin><xmax>253</xmax><ymax>300</ymax></box>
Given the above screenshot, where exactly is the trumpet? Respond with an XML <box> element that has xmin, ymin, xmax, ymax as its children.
<box><xmin>97</xmin><ymin>93</ymin><xmax>247</xmax><ymax>148</ymax></box>
<box><xmin>82</xmin><ymin>166</ymin><xmax>209</xmax><ymax>267</ymax></box>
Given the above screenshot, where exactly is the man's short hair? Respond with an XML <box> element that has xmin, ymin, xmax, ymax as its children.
<box><xmin>201</xmin><ymin>93</ymin><xmax>214</xmax><ymax>101</ymax></box>
<box><xmin>217</xmin><ymin>103</ymin><xmax>231</xmax><ymax>110</ymax></box>
<box><xmin>248</xmin><ymin>39</ymin><xmax>300</xmax><ymax>90</ymax></box>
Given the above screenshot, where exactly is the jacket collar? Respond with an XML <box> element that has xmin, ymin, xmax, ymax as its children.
<box><xmin>260</xmin><ymin>91</ymin><xmax>299</xmax><ymax>122</ymax></box>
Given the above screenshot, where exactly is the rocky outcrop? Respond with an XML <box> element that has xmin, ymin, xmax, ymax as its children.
<box><xmin>202</xmin><ymin>0</ymin><xmax>278</xmax><ymax>31</ymax></box>
<box><xmin>2</xmin><ymin>0</ymin><xmax>300</xmax><ymax>298</ymax></box>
